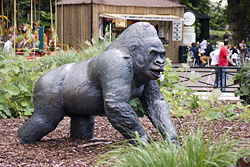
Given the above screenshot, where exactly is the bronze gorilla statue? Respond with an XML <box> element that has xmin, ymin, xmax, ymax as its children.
<box><xmin>18</xmin><ymin>22</ymin><xmax>177</xmax><ymax>144</ymax></box>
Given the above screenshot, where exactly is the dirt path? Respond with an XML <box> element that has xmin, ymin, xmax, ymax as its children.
<box><xmin>0</xmin><ymin>115</ymin><xmax>249</xmax><ymax>166</ymax></box>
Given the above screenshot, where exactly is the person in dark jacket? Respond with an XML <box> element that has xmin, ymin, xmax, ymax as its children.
<box><xmin>190</xmin><ymin>42</ymin><xmax>200</xmax><ymax>65</ymax></box>
<box><xmin>200</xmin><ymin>42</ymin><xmax>213</xmax><ymax>66</ymax></box>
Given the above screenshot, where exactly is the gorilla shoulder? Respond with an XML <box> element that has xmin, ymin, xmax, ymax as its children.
<box><xmin>92</xmin><ymin>48</ymin><xmax>133</xmax><ymax>72</ymax></box>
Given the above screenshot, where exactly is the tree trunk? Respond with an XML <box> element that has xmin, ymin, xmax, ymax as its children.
<box><xmin>50</xmin><ymin>0</ymin><xmax>53</xmax><ymax>26</ymax></box>
<box><xmin>34</xmin><ymin>0</ymin><xmax>36</xmax><ymax>21</ymax></box>
<box><xmin>228</xmin><ymin>0</ymin><xmax>249</xmax><ymax>45</ymax></box>
<box><xmin>1</xmin><ymin>0</ymin><xmax>3</xmax><ymax>23</ymax></box>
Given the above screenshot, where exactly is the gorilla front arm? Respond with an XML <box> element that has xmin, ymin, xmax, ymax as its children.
<box><xmin>139</xmin><ymin>80</ymin><xmax>178</xmax><ymax>143</ymax></box>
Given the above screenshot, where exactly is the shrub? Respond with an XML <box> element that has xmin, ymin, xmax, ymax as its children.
<box><xmin>0</xmin><ymin>51</ymin><xmax>43</xmax><ymax>118</ymax></box>
<box><xmin>0</xmin><ymin>38</ymin><xmax>111</xmax><ymax>118</ymax></box>
<box><xmin>234</xmin><ymin>62</ymin><xmax>250</xmax><ymax>104</ymax></box>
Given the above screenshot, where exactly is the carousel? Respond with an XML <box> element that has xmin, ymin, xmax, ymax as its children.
<box><xmin>0</xmin><ymin>0</ymin><xmax>63</xmax><ymax>58</ymax></box>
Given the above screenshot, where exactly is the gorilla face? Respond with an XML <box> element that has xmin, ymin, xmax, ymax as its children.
<box><xmin>133</xmin><ymin>37</ymin><xmax>166</xmax><ymax>81</ymax></box>
<box><xmin>147</xmin><ymin>49</ymin><xmax>166</xmax><ymax>80</ymax></box>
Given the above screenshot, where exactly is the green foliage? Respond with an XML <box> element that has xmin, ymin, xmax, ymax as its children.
<box><xmin>209</xmin><ymin>0</ymin><xmax>229</xmax><ymax>30</ymax></box>
<box><xmin>0</xmin><ymin>37</ymin><xmax>111</xmax><ymax>118</ymax></box>
<box><xmin>18</xmin><ymin>0</ymin><xmax>56</xmax><ymax>27</ymax></box>
<box><xmin>199</xmin><ymin>108</ymin><xmax>224</xmax><ymax>121</ymax></box>
<box><xmin>235</xmin><ymin>101</ymin><xmax>250</xmax><ymax>123</ymax></box>
<box><xmin>234</xmin><ymin>63</ymin><xmax>250</xmax><ymax>104</ymax></box>
<box><xmin>39</xmin><ymin>51</ymin><xmax>86</xmax><ymax>71</ymax></box>
<box><xmin>180</xmin><ymin>0</ymin><xmax>211</xmax><ymax>15</ymax></box>
<box><xmin>97</xmin><ymin>128</ymin><xmax>248</xmax><ymax>167</ymax></box>
<box><xmin>129</xmin><ymin>99</ymin><xmax>144</xmax><ymax>117</ymax></box>
<box><xmin>159</xmin><ymin>59</ymin><xmax>200</xmax><ymax>118</ymax></box>
<box><xmin>190</xmin><ymin>95</ymin><xmax>200</xmax><ymax>109</ymax></box>
<box><xmin>0</xmin><ymin>51</ymin><xmax>43</xmax><ymax>118</ymax></box>
<box><xmin>83</xmin><ymin>38</ymin><xmax>111</xmax><ymax>59</ymax></box>
<box><xmin>198</xmin><ymin>90</ymin><xmax>250</xmax><ymax>123</ymax></box>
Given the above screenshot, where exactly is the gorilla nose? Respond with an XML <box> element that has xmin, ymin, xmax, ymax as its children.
<box><xmin>154</xmin><ymin>59</ymin><xmax>165</xmax><ymax>67</ymax></box>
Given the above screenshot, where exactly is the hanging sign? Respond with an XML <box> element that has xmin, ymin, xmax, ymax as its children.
<box><xmin>172</xmin><ymin>20</ymin><xmax>182</xmax><ymax>41</ymax></box>
<box><xmin>184</xmin><ymin>12</ymin><xmax>196</xmax><ymax>26</ymax></box>
<box><xmin>116</xmin><ymin>19</ymin><xmax>127</xmax><ymax>28</ymax></box>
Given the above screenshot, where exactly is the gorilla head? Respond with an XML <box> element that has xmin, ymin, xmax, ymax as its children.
<box><xmin>107</xmin><ymin>22</ymin><xmax>166</xmax><ymax>81</ymax></box>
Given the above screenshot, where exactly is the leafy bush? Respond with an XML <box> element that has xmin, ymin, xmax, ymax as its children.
<box><xmin>159</xmin><ymin>59</ymin><xmax>201</xmax><ymax>117</ymax></box>
<box><xmin>234</xmin><ymin>63</ymin><xmax>250</xmax><ymax>104</ymax></box>
<box><xmin>0</xmin><ymin>38</ymin><xmax>111</xmax><ymax>118</ymax></box>
<box><xmin>97</xmin><ymin>128</ymin><xmax>248</xmax><ymax>167</ymax></box>
<box><xmin>0</xmin><ymin>52</ymin><xmax>43</xmax><ymax>118</ymax></box>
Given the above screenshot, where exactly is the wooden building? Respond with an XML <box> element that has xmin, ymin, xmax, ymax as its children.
<box><xmin>57</xmin><ymin>0</ymin><xmax>185</xmax><ymax>62</ymax></box>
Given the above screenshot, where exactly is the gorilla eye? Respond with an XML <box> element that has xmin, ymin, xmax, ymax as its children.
<box><xmin>150</xmin><ymin>51</ymin><xmax>157</xmax><ymax>56</ymax></box>
<box><xmin>161</xmin><ymin>53</ymin><xmax>166</xmax><ymax>59</ymax></box>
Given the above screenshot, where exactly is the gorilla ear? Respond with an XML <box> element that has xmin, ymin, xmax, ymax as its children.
<box><xmin>130</xmin><ymin>44</ymin><xmax>137</xmax><ymax>52</ymax></box>
<box><xmin>130</xmin><ymin>44</ymin><xmax>139</xmax><ymax>58</ymax></box>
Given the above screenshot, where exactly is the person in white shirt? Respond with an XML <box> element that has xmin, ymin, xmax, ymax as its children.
<box><xmin>210</xmin><ymin>41</ymin><xmax>224</xmax><ymax>88</ymax></box>
<box><xmin>210</xmin><ymin>41</ymin><xmax>224</xmax><ymax>66</ymax></box>
<box><xmin>200</xmin><ymin>38</ymin><xmax>207</xmax><ymax>50</ymax></box>
<box><xmin>4</xmin><ymin>35</ymin><xmax>14</xmax><ymax>53</ymax></box>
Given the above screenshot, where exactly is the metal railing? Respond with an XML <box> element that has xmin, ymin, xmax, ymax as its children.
<box><xmin>172</xmin><ymin>66</ymin><xmax>241</xmax><ymax>93</ymax></box>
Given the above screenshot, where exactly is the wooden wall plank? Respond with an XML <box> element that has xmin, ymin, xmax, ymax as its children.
<box><xmin>57</xmin><ymin>4</ymin><xmax>184</xmax><ymax>62</ymax></box>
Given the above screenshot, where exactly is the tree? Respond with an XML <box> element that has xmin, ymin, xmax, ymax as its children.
<box><xmin>180</xmin><ymin>0</ymin><xmax>211</xmax><ymax>15</ymax></box>
<box><xmin>227</xmin><ymin>0</ymin><xmax>250</xmax><ymax>45</ymax></box>
<box><xmin>1</xmin><ymin>0</ymin><xmax>55</xmax><ymax>28</ymax></box>
<box><xmin>209</xmin><ymin>0</ymin><xmax>228</xmax><ymax>30</ymax></box>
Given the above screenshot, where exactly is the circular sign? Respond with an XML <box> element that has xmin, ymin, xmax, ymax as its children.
<box><xmin>184</xmin><ymin>12</ymin><xmax>196</xmax><ymax>26</ymax></box>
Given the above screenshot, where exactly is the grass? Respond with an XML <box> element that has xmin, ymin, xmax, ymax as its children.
<box><xmin>96</xmin><ymin>128</ymin><xmax>249</xmax><ymax>167</ymax></box>
<box><xmin>210</xmin><ymin>30</ymin><xmax>232</xmax><ymax>38</ymax></box>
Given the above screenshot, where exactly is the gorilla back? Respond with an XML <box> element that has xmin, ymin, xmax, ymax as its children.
<box><xmin>18</xmin><ymin>22</ymin><xmax>178</xmax><ymax>144</ymax></box>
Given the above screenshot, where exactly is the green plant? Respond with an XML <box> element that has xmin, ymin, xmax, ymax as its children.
<box><xmin>234</xmin><ymin>63</ymin><xmax>250</xmax><ymax>104</ymax></box>
<box><xmin>159</xmin><ymin>59</ymin><xmax>200</xmax><ymax>117</ymax></box>
<box><xmin>0</xmin><ymin>51</ymin><xmax>43</xmax><ymax>118</ymax></box>
<box><xmin>97</xmin><ymin>128</ymin><xmax>248</xmax><ymax>167</ymax></box>
<box><xmin>129</xmin><ymin>99</ymin><xmax>144</xmax><ymax>117</ymax></box>
<box><xmin>190</xmin><ymin>95</ymin><xmax>200</xmax><ymax>109</ymax></box>
<box><xmin>234</xmin><ymin>101</ymin><xmax>250</xmax><ymax>123</ymax></box>
<box><xmin>0</xmin><ymin>37</ymin><xmax>111</xmax><ymax>118</ymax></box>
<box><xmin>83</xmin><ymin>37</ymin><xmax>111</xmax><ymax>59</ymax></box>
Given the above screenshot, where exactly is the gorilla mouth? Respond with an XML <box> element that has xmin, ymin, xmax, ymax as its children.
<box><xmin>150</xmin><ymin>69</ymin><xmax>164</xmax><ymax>78</ymax></box>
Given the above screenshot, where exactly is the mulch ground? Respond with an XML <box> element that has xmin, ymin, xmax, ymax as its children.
<box><xmin>0</xmin><ymin>108</ymin><xmax>249</xmax><ymax>166</ymax></box>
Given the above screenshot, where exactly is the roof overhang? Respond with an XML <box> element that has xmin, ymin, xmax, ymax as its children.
<box><xmin>100</xmin><ymin>13</ymin><xmax>184</xmax><ymax>21</ymax></box>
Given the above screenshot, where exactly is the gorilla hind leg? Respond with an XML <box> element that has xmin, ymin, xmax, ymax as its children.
<box><xmin>70</xmin><ymin>115</ymin><xmax>94</xmax><ymax>139</ymax></box>
<box><xmin>18</xmin><ymin>112</ymin><xmax>64</xmax><ymax>144</ymax></box>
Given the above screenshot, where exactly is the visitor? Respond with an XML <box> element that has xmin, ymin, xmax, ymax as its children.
<box><xmin>210</xmin><ymin>41</ymin><xmax>223</xmax><ymax>88</ymax></box>
<box><xmin>47</xmin><ymin>26</ymin><xmax>57</xmax><ymax>51</ymax></box>
<box><xmin>22</xmin><ymin>24</ymin><xmax>34</xmax><ymax>48</ymax></box>
<box><xmin>190</xmin><ymin>42</ymin><xmax>199</xmax><ymax>65</ymax></box>
<box><xmin>218</xmin><ymin>40</ymin><xmax>236</xmax><ymax>92</ymax></box>
<box><xmin>200</xmin><ymin>38</ymin><xmax>207</xmax><ymax>50</ymax></box>
<box><xmin>211</xmin><ymin>42</ymin><xmax>224</xmax><ymax>66</ymax></box>
<box><xmin>200</xmin><ymin>42</ymin><xmax>213</xmax><ymax>66</ymax></box>
<box><xmin>230</xmin><ymin>45</ymin><xmax>238</xmax><ymax>55</ymax></box>
<box><xmin>223</xmin><ymin>32</ymin><xmax>229</xmax><ymax>40</ymax></box>
<box><xmin>3</xmin><ymin>35</ymin><xmax>14</xmax><ymax>53</ymax></box>
<box><xmin>239</xmin><ymin>40</ymin><xmax>247</xmax><ymax>57</ymax></box>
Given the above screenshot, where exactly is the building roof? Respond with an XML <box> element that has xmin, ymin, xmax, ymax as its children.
<box><xmin>57</xmin><ymin>0</ymin><xmax>184</xmax><ymax>8</ymax></box>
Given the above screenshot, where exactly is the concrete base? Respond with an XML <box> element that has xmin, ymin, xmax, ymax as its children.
<box><xmin>194</xmin><ymin>92</ymin><xmax>240</xmax><ymax>100</ymax></box>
